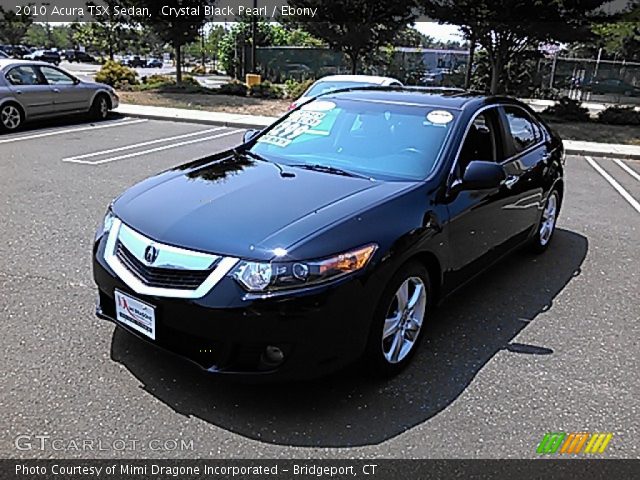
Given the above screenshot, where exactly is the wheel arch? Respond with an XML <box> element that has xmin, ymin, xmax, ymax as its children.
<box><xmin>90</xmin><ymin>90</ymin><xmax>112</xmax><ymax>110</ymax></box>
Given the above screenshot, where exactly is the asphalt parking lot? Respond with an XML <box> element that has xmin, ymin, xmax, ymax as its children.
<box><xmin>0</xmin><ymin>115</ymin><xmax>638</xmax><ymax>459</ymax></box>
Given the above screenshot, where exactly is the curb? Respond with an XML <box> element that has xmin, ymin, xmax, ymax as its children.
<box><xmin>116</xmin><ymin>105</ymin><xmax>640</xmax><ymax>161</ymax></box>
<box><xmin>564</xmin><ymin>148</ymin><xmax>640</xmax><ymax>161</ymax></box>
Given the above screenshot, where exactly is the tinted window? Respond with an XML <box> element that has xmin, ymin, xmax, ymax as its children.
<box><xmin>6</xmin><ymin>66</ymin><xmax>43</xmax><ymax>86</ymax></box>
<box><xmin>40</xmin><ymin>66</ymin><xmax>75</xmax><ymax>85</ymax></box>
<box><xmin>504</xmin><ymin>107</ymin><xmax>540</xmax><ymax>152</ymax></box>
<box><xmin>251</xmin><ymin>98</ymin><xmax>456</xmax><ymax>181</ymax></box>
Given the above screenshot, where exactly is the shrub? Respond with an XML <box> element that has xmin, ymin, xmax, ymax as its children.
<box><xmin>541</xmin><ymin>97</ymin><xmax>590</xmax><ymax>122</ymax></box>
<box><xmin>597</xmin><ymin>106</ymin><xmax>640</xmax><ymax>125</ymax></box>
<box><xmin>143</xmin><ymin>74</ymin><xmax>175</xmax><ymax>86</ymax></box>
<box><xmin>285</xmin><ymin>78</ymin><xmax>314</xmax><ymax>100</ymax></box>
<box><xmin>250</xmin><ymin>81</ymin><xmax>284</xmax><ymax>99</ymax></box>
<box><xmin>95</xmin><ymin>60</ymin><xmax>138</xmax><ymax>88</ymax></box>
<box><xmin>190</xmin><ymin>65</ymin><xmax>207</xmax><ymax>75</ymax></box>
<box><xmin>218</xmin><ymin>80</ymin><xmax>248</xmax><ymax>96</ymax></box>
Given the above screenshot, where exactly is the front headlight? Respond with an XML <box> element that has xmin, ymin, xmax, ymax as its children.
<box><xmin>100</xmin><ymin>209</ymin><xmax>116</xmax><ymax>237</ymax></box>
<box><xmin>232</xmin><ymin>244</ymin><xmax>377</xmax><ymax>292</ymax></box>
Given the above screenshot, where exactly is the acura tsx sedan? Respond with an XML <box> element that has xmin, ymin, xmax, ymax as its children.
<box><xmin>93</xmin><ymin>88</ymin><xmax>564</xmax><ymax>380</ymax></box>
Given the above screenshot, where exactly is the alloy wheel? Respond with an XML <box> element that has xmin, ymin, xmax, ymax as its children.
<box><xmin>98</xmin><ymin>98</ymin><xmax>108</xmax><ymax>118</ymax></box>
<box><xmin>381</xmin><ymin>276</ymin><xmax>427</xmax><ymax>364</ymax></box>
<box><xmin>539</xmin><ymin>192</ymin><xmax>558</xmax><ymax>246</ymax></box>
<box><xmin>1</xmin><ymin>105</ymin><xmax>21</xmax><ymax>130</ymax></box>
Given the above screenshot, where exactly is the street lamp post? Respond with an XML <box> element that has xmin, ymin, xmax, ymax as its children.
<box><xmin>251</xmin><ymin>0</ymin><xmax>257</xmax><ymax>73</ymax></box>
<box><xmin>42</xmin><ymin>2</ymin><xmax>52</xmax><ymax>48</ymax></box>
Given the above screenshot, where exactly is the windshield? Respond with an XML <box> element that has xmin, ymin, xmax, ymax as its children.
<box><xmin>305</xmin><ymin>81</ymin><xmax>379</xmax><ymax>97</ymax></box>
<box><xmin>250</xmin><ymin>98</ymin><xmax>456</xmax><ymax>181</ymax></box>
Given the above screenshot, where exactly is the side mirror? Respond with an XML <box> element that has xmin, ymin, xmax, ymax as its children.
<box><xmin>243</xmin><ymin>129</ymin><xmax>260</xmax><ymax>144</ymax></box>
<box><xmin>73</xmin><ymin>77</ymin><xmax>81</xmax><ymax>85</ymax></box>
<box><xmin>458</xmin><ymin>160</ymin><xmax>506</xmax><ymax>191</ymax></box>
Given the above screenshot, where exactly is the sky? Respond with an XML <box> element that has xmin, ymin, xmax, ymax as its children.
<box><xmin>414</xmin><ymin>22</ymin><xmax>464</xmax><ymax>43</ymax></box>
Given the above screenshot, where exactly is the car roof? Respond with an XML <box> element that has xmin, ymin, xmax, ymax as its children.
<box><xmin>322</xmin><ymin>86</ymin><xmax>521</xmax><ymax>111</ymax></box>
<box><xmin>0</xmin><ymin>58</ymin><xmax>53</xmax><ymax>69</ymax></box>
<box><xmin>315</xmin><ymin>75</ymin><xmax>401</xmax><ymax>85</ymax></box>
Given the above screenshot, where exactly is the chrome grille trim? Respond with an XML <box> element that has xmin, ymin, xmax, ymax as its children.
<box><xmin>104</xmin><ymin>218</ymin><xmax>239</xmax><ymax>299</ymax></box>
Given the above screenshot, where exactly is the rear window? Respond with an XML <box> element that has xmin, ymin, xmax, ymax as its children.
<box><xmin>306</xmin><ymin>81</ymin><xmax>376</xmax><ymax>97</ymax></box>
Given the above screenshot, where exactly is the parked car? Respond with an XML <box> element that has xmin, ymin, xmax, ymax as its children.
<box><xmin>93</xmin><ymin>88</ymin><xmax>565</xmax><ymax>380</ymax></box>
<box><xmin>64</xmin><ymin>50</ymin><xmax>97</xmax><ymax>63</ymax></box>
<box><xmin>585</xmin><ymin>78</ymin><xmax>640</xmax><ymax>97</ymax></box>
<box><xmin>0</xmin><ymin>51</ymin><xmax>9</xmax><ymax>59</ymax></box>
<box><xmin>0</xmin><ymin>59</ymin><xmax>119</xmax><ymax>131</ymax></box>
<box><xmin>289</xmin><ymin>74</ymin><xmax>403</xmax><ymax>110</ymax></box>
<box><xmin>124</xmin><ymin>55</ymin><xmax>146</xmax><ymax>68</ymax></box>
<box><xmin>23</xmin><ymin>50</ymin><xmax>61</xmax><ymax>65</ymax></box>
<box><xmin>146</xmin><ymin>58</ymin><xmax>163</xmax><ymax>68</ymax></box>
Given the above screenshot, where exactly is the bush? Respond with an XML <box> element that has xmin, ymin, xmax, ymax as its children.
<box><xmin>143</xmin><ymin>74</ymin><xmax>175</xmax><ymax>85</ymax></box>
<box><xmin>249</xmin><ymin>81</ymin><xmax>284</xmax><ymax>99</ymax></box>
<box><xmin>597</xmin><ymin>106</ymin><xmax>640</xmax><ymax>125</ymax></box>
<box><xmin>95</xmin><ymin>60</ymin><xmax>138</xmax><ymax>88</ymax></box>
<box><xmin>285</xmin><ymin>78</ymin><xmax>314</xmax><ymax>100</ymax></box>
<box><xmin>218</xmin><ymin>80</ymin><xmax>248</xmax><ymax>96</ymax></box>
<box><xmin>190</xmin><ymin>65</ymin><xmax>207</xmax><ymax>75</ymax></box>
<box><xmin>542</xmin><ymin>97</ymin><xmax>590</xmax><ymax>122</ymax></box>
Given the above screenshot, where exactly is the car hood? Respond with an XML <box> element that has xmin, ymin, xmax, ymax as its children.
<box><xmin>113</xmin><ymin>152</ymin><xmax>414</xmax><ymax>261</ymax></box>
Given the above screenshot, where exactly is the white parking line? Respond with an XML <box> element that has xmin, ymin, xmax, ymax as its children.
<box><xmin>585</xmin><ymin>156</ymin><xmax>640</xmax><ymax>214</ymax></box>
<box><xmin>613</xmin><ymin>158</ymin><xmax>640</xmax><ymax>183</ymax></box>
<box><xmin>62</xmin><ymin>127</ymin><xmax>226</xmax><ymax>161</ymax></box>
<box><xmin>65</xmin><ymin>129</ymin><xmax>241</xmax><ymax>165</ymax></box>
<box><xmin>0</xmin><ymin>119</ymin><xmax>147</xmax><ymax>144</ymax></box>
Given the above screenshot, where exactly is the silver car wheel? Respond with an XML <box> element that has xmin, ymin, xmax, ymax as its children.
<box><xmin>98</xmin><ymin>97</ymin><xmax>108</xmax><ymax>118</ymax></box>
<box><xmin>539</xmin><ymin>193</ymin><xmax>558</xmax><ymax>246</ymax></box>
<box><xmin>381</xmin><ymin>276</ymin><xmax>427</xmax><ymax>364</ymax></box>
<box><xmin>1</xmin><ymin>105</ymin><xmax>21</xmax><ymax>130</ymax></box>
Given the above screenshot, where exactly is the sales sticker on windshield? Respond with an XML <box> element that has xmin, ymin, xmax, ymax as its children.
<box><xmin>425</xmin><ymin>110</ymin><xmax>454</xmax><ymax>125</ymax></box>
<box><xmin>258</xmin><ymin>108</ymin><xmax>336</xmax><ymax>147</ymax></box>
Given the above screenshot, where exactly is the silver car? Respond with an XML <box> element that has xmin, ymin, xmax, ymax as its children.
<box><xmin>0</xmin><ymin>59</ymin><xmax>119</xmax><ymax>132</ymax></box>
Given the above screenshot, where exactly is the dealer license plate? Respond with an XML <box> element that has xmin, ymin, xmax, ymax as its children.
<box><xmin>114</xmin><ymin>290</ymin><xmax>156</xmax><ymax>340</ymax></box>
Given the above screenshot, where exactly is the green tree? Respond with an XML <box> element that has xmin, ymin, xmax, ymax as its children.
<box><xmin>0</xmin><ymin>6</ymin><xmax>33</xmax><ymax>45</ymax></box>
<box><xmin>422</xmin><ymin>0</ymin><xmax>610</xmax><ymax>94</ymax></box>
<box><xmin>285</xmin><ymin>0</ymin><xmax>419</xmax><ymax>74</ymax></box>
<box><xmin>592</xmin><ymin>3</ymin><xmax>640</xmax><ymax>61</ymax></box>
<box><xmin>125</xmin><ymin>0</ymin><xmax>212</xmax><ymax>82</ymax></box>
<box><xmin>393</xmin><ymin>26</ymin><xmax>435</xmax><ymax>47</ymax></box>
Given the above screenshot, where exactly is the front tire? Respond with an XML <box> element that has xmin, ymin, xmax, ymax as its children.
<box><xmin>0</xmin><ymin>102</ymin><xmax>24</xmax><ymax>132</ymax></box>
<box><xmin>365</xmin><ymin>261</ymin><xmax>432</xmax><ymax>377</ymax></box>
<box><xmin>530</xmin><ymin>189</ymin><xmax>560</xmax><ymax>253</ymax></box>
<box><xmin>90</xmin><ymin>94</ymin><xmax>110</xmax><ymax>120</ymax></box>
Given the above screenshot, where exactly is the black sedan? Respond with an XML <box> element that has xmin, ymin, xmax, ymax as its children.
<box><xmin>93</xmin><ymin>88</ymin><xmax>564</xmax><ymax>380</ymax></box>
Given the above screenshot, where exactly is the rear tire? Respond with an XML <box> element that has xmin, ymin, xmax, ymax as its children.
<box><xmin>90</xmin><ymin>94</ymin><xmax>110</xmax><ymax>121</ymax></box>
<box><xmin>0</xmin><ymin>102</ymin><xmax>24</xmax><ymax>132</ymax></box>
<box><xmin>529</xmin><ymin>189</ymin><xmax>560</xmax><ymax>253</ymax></box>
<box><xmin>364</xmin><ymin>261</ymin><xmax>432</xmax><ymax>377</ymax></box>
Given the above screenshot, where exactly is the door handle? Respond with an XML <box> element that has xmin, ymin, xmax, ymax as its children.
<box><xmin>503</xmin><ymin>175</ymin><xmax>519</xmax><ymax>189</ymax></box>
<box><xmin>542</xmin><ymin>153</ymin><xmax>552</xmax><ymax>162</ymax></box>
<box><xmin>15</xmin><ymin>90</ymin><xmax>22</xmax><ymax>94</ymax></box>
<box><xmin>52</xmin><ymin>88</ymin><xmax>60</xmax><ymax>93</ymax></box>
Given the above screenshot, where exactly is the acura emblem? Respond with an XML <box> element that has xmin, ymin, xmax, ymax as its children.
<box><xmin>144</xmin><ymin>244</ymin><xmax>159</xmax><ymax>264</ymax></box>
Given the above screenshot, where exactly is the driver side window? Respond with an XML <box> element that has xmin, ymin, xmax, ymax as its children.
<box><xmin>457</xmin><ymin>109</ymin><xmax>500</xmax><ymax>176</ymax></box>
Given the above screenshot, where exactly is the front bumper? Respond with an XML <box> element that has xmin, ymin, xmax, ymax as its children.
<box><xmin>93</xmin><ymin>236</ymin><xmax>382</xmax><ymax>381</ymax></box>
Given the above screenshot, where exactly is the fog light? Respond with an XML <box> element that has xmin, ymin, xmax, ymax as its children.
<box><xmin>261</xmin><ymin>345</ymin><xmax>285</xmax><ymax>367</ymax></box>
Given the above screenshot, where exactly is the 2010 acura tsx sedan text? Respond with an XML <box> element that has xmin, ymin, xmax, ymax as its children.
<box><xmin>93</xmin><ymin>88</ymin><xmax>564</xmax><ymax>380</ymax></box>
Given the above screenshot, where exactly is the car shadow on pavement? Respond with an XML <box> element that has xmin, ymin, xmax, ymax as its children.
<box><xmin>110</xmin><ymin>228</ymin><xmax>587</xmax><ymax>448</ymax></box>
<box><xmin>1</xmin><ymin>112</ymin><xmax>124</xmax><ymax>135</ymax></box>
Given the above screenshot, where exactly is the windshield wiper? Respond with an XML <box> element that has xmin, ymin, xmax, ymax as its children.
<box><xmin>289</xmin><ymin>163</ymin><xmax>373</xmax><ymax>180</ymax></box>
<box><xmin>238</xmin><ymin>149</ymin><xmax>296</xmax><ymax>178</ymax></box>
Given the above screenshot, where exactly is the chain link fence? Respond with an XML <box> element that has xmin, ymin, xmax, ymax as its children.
<box><xmin>250</xmin><ymin>46</ymin><xmax>639</xmax><ymax>105</ymax></box>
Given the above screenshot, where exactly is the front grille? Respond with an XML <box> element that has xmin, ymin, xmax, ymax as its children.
<box><xmin>115</xmin><ymin>241</ymin><xmax>213</xmax><ymax>290</ymax></box>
